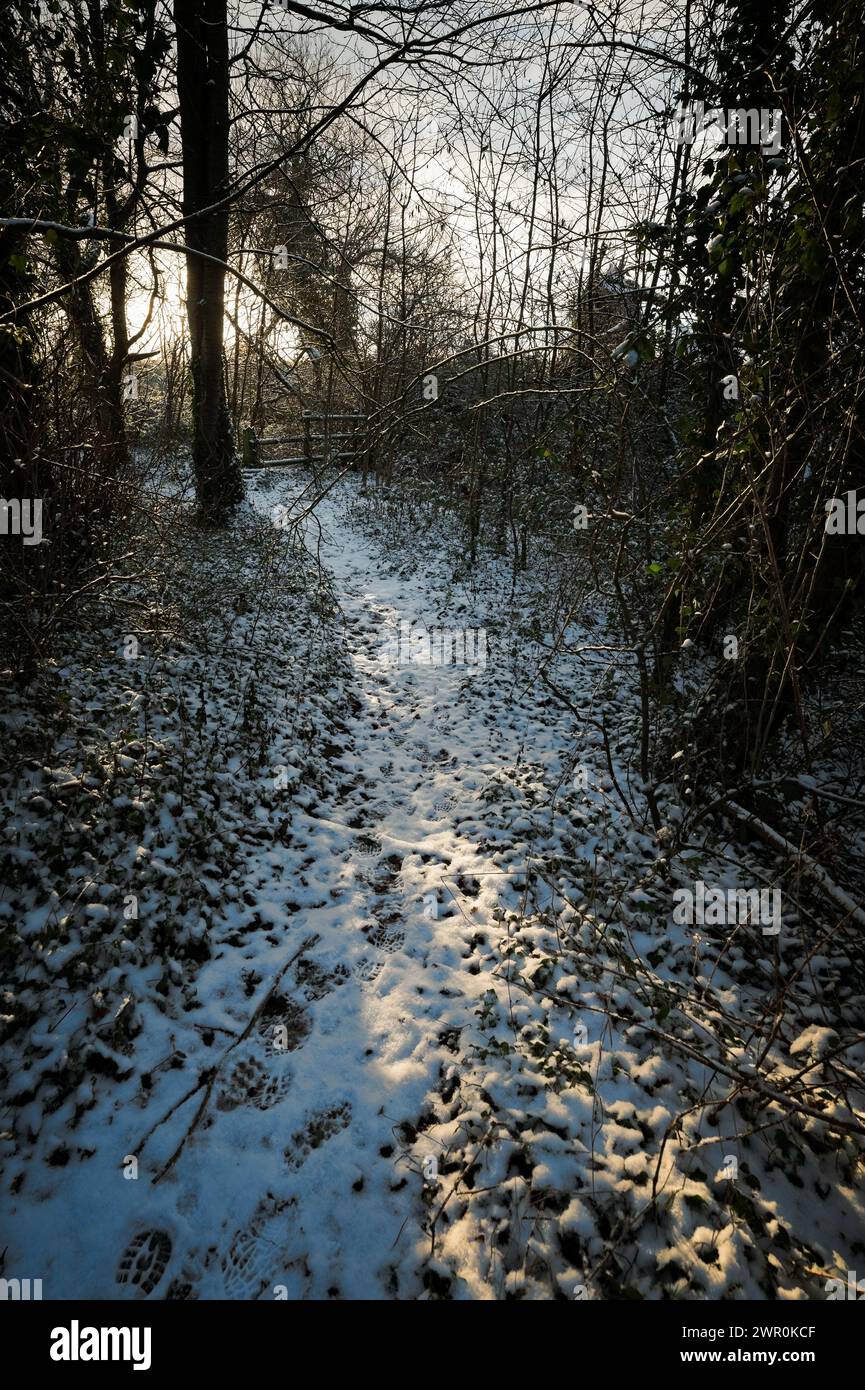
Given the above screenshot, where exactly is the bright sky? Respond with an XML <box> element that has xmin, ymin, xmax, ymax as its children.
<box><xmin>120</xmin><ymin>1</ymin><xmax>688</xmax><ymax>357</ymax></box>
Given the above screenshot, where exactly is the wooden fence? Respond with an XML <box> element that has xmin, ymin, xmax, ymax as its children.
<box><xmin>241</xmin><ymin>411</ymin><xmax>366</xmax><ymax>471</ymax></box>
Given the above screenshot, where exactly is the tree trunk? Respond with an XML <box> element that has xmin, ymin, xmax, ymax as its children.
<box><xmin>54</xmin><ymin>237</ymin><xmax>129</xmax><ymax>475</ymax></box>
<box><xmin>173</xmin><ymin>0</ymin><xmax>243</xmax><ymax>518</ymax></box>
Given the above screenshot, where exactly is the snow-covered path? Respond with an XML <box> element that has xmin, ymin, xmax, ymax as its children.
<box><xmin>7</xmin><ymin>476</ymin><xmax>862</xmax><ymax>1302</ymax></box>
<box><xmin>153</xmin><ymin>478</ymin><xmax>584</xmax><ymax>1299</ymax></box>
<box><xmin>207</xmin><ymin>479</ymin><xmax>582</xmax><ymax>1298</ymax></box>
<box><xmin>2</xmin><ymin>476</ymin><xmax>582</xmax><ymax>1300</ymax></box>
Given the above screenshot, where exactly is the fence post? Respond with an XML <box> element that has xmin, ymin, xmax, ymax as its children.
<box><xmin>360</xmin><ymin>410</ymin><xmax>369</xmax><ymax>487</ymax></box>
<box><xmin>303</xmin><ymin>414</ymin><xmax>311</xmax><ymax>464</ymax></box>
<box><xmin>241</xmin><ymin>426</ymin><xmax>259</xmax><ymax>470</ymax></box>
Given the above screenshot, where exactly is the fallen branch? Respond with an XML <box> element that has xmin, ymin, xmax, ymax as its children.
<box><xmin>724</xmin><ymin>801</ymin><xmax>865</xmax><ymax>930</ymax></box>
<box><xmin>132</xmin><ymin>933</ymin><xmax>320</xmax><ymax>1184</ymax></box>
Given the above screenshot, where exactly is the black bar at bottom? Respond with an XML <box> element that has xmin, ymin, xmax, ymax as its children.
<box><xmin>5</xmin><ymin>1295</ymin><xmax>860</xmax><ymax>1376</ymax></box>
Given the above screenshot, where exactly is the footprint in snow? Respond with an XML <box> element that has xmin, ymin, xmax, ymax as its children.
<box><xmin>216</xmin><ymin>1054</ymin><xmax>292</xmax><ymax>1112</ymax></box>
<box><xmin>353</xmin><ymin>956</ymin><xmax>384</xmax><ymax>986</ymax></box>
<box><xmin>294</xmin><ymin>958</ymin><xmax>350</xmax><ymax>1001</ymax></box>
<box><xmin>257</xmin><ymin>995</ymin><xmax>311</xmax><ymax>1057</ymax></box>
<box><xmin>364</xmin><ymin>920</ymin><xmax>405</xmax><ymax>954</ymax></box>
<box><xmin>284</xmin><ymin>1101</ymin><xmax>352</xmax><ymax>1172</ymax></box>
<box><xmin>116</xmin><ymin>1230</ymin><xmax>173</xmax><ymax>1297</ymax></box>
<box><xmin>363</xmin><ymin>855</ymin><xmax>403</xmax><ymax>892</ymax></box>
<box><xmin>221</xmin><ymin>1226</ymin><xmax>298</xmax><ymax>1300</ymax></box>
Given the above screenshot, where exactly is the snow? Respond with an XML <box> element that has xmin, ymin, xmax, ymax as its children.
<box><xmin>1</xmin><ymin>470</ymin><xmax>864</xmax><ymax>1300</ymax></box>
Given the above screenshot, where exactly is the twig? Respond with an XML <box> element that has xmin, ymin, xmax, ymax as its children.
<box><xmin>134</xmin><ymin>934</ymin><xmax>319</xmax><ymax>1184</ymax></box>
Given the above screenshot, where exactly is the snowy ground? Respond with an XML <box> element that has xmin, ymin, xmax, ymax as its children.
<box><xmin>2</xmin><ymin>470</ymin><xmax>864</xmax><ymax>1300</ymax></box>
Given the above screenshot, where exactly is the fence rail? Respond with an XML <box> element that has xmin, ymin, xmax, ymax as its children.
<box><xmin>241</xmin><ymin>411</ymin><xmax>366</xmax><ymax>471</ymax></box>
